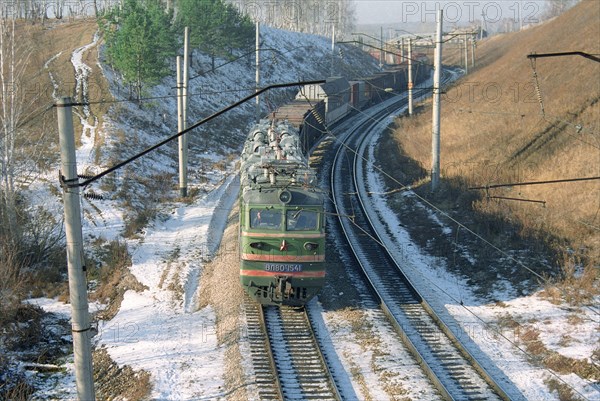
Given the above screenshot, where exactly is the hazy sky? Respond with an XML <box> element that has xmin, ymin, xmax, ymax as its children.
<box><xmin>354</xmin><ymin>0</ymin><xmax>549</xmax><ymax>25</ymax></box>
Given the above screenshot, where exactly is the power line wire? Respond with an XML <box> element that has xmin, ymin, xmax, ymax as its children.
<box><xmin>301</xmin><ymin>82</ymin><xmax>600</xmax><ymax>320</ymax></box>
<box><xmin>301</xmin><ymin>89</ymin><xmax>597</xmax><ymax>400</ymax></box>
<box><xmin>57</xmin><ymin>80</ymin><xmax>326</xmax><ymax>188</ymax></box>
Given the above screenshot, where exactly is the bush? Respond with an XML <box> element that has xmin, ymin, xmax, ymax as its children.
<box><xmin>0</xmin><ymin>196</ymin><xmax>66</xmax><ymax>321</ymax></box>
<box><xmin>541</xmin><ymin>252</ymin><xmax>599</xmax><ymax>306</ymax></box>
<box><xmin>0</xmin><ymin>241</ymin><xmax>28</xmax><ymax>321</ymax></box>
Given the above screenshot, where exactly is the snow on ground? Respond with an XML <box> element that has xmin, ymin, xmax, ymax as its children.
<box><xmin>71</xmin><ymin>31</ymin><xmax>101</xmax><ymax>169</ymax></box>
<box><xmin>27</xmin><ymin>172</ymin><xmax>238</xmax><ymax>400</ymax></box>
<box><xmin>24</xmin><ymin>24</ymin><xmax>378</xmax><ymax>399</ymax></box>
<box><xmin>28</xmin><ymin>21</ymin><xmax>599</xmax><ymax>401</ymax></box>
<box><xmin>92</xmin><ymin>174</ymin><xmax>238</xmax><ymax>400</ymax></box>
<box><xmin>362</xmin><ymin>117</ymin><xmax>600</xmax><ymax>401</ymax></box>
<box><xmin>44</xmin><ymin>51</ymin><xmax>63</xmax><ymax>102</ymax></box>
<box><xmin>24</xmin><ymin>298</ymin><xmax>104</xmax><ymax>401</ymax></box>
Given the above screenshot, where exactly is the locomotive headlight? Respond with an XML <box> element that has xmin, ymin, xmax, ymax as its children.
<box><xmin>303</xmin><ymin>242</ymin><xmax>319</xmax><ymax>251</ymax></box>
<box><xmin>250</xmin><ymin>241</ymin><xmax>265</xmax><ymax>250</ymax></box>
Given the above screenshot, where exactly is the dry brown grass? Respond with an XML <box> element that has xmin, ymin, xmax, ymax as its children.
<box><xmin>390</xmin><ymin>0</ymin><xmax>599</xmax><ymax>297</ymax></box>
<box><xmin>93</xmin><ymin>347</ymin><xmax>152</xmax><ymax>401</ymax></box>
<box><xmin>541</xmin><ymin>253</ymin><xmax>599</xmax><ymax>305</ymax></box>
<box><xmin>11</xmin><ymin>20</ymin><xmax>111</xmax><ymax>165</ymax></box>
<box><xmin>519</xmin><ymin>326</ymin><xmax>599</xmax><ymax>382</ymax></box>
<box><xmin>89</xmin><ymin>239</ymin><xmax>148</xmax><ymax>321</ymax></box>
<box><xmin>545</xmin><ymin>377</ymin><xmax>585</xmax><ymax>401</ymax></box>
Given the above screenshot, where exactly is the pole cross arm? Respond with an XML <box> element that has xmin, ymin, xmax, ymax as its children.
<box><xmin>527</xmin><ymin>51</ymin><xmax>600</xmax><ymax>63</ymax></box>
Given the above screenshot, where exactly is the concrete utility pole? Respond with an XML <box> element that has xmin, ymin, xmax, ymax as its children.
<box><xmin>431</xmin><ymin>9</ymin><xmax>443</xmax><ymax>192</ymax></box>
<box><xmin>177</xmin><ymin>55</ymin><xmax>186</xmax><ymax>197</ymax></box>
<box><xmin>400</xmin><ymin>37</ymin><xmax>405</xmax><ymax>63</ymax></box>
<box><xmin>471</xmin><ymin>34</ymin><xmax>476</xmax><ymax>67</ymax></box>
<box><xmin>379</xmin><ymin>26</ymin><xmax>384</xmax><ymax>69</ymax></box>
<box><xmin>464</xmin><ymin>36</ymin><xmax>469</xmax><ymax>74</ymax></box>
<box><xmin>330</xmin><ymin>24</ymin><xmax>335</xmax><ymax>76</ymax></box>
<box><xmin>255</xmin><ymin>21</ymin><xmax>260</xmax><ymax>122</ymax></box>
<box><xmin>56</xmin><ymin>97</ymin><xmax>96</xmax><ymax>401</ymax></box>
<box><xmin>480</xmin><ymin>11</ymin><xmax>487</xmax><ymax>40</ymax></box>
<box><xmin>178</xmin><ymin>26</ymin><xmax>190</xmax><ymax>198</ymax></box>
<box><xmin>407</xmin><ymin>38</ymin><xmax>413</xmax><ymax>115</ymax></box>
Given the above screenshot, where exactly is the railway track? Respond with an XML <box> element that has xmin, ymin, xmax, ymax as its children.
<box><xmin>244</xmin><ymin>297</ymin><xmax>341</xmax><ymax>401</ymax></box>
<box><xmin>329</xmin><ymin>98</ymin><xmax>512</xmax><ymax>401</ymax></box>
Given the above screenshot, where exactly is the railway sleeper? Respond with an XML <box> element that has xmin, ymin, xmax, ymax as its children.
<box><xmin>301</xmin><ymin>391</ymin><xmax>337</xmax><ymax>397</ymax></box>
<box><xmin>294</xmin><ymin>368</ymin><xmax>328</xmax><ymax>374</ymax></box>
<box><xmin>440</xmin><ymin>360</ymin><xmax>465</xmax><ymax>367</ymax></box>
<box><xmin>296</xmin><ymin>378</ymin><xmax>332</xmax><ymax>385</ymax></box>
<box><xmin>257</xmin><ymin>393</ymin><xmax>280</xmax><ymax>400</ymax></box>
<box><xmin>462</xmin><ymin>390</ymin><xmax>488</xmax><ymax>398</ymax></box>
<box><xmin>293</xmin><ymin>363</ymin><xmax>324</xmax><ymax>370</ymax></box>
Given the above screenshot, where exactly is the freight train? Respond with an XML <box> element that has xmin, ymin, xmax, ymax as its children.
<box><xmin>239</xmin><ymin>62</ymin><xmax>431</xmax><ymax>305</ymax></box>
<box><xmin>276</xmin><ymin>61</ymin><xmax>431</xmax><ymax>147</ymax></box>
<box><xmin>239</xmin><ymin>119</ymin><xmax>326</xmax><ymax>306</ymax></box>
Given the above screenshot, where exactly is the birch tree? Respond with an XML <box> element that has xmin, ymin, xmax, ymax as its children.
<box><xmin>0</xmin><ymin>14</ymin><xmax>29</xmax><ymax>311</ymax></box>
<box><xmin>0</xmin><ymin>12</ymin><xmax>65</xmax><ymax>314</ymax></box>
<box><xmin>0</xmin><ymin>16</ymin><xmax>23</xmax><ymax>236</ymax></box>
<box><xmin>544</xmin><ymin>0</ymin><xmax>579</xmax><ymax>17</ymax></box>
<box><xmin>226</xmin><ymin>0</ymin><xmax>356</xmax><ymax>38</ymax></box>
<box><xmin>0</xmin><ymin>15</ymin><xmax>47</xmax><ymax>241</ymax></box>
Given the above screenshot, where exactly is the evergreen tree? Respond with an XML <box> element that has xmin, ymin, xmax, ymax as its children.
<box><xmin>176</xmin><ymin>0</ymin><xmax>254</xmax><ymax>69</ymax></box>
<box><xmin>100</xmin><ymin>0</ymin><xmax>176</xmax><ymax>99</ymax></box>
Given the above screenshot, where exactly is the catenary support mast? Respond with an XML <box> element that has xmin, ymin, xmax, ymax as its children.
<box><xmin>431</xmin><ymin>9</ymin><xmax>443</xmax><ymax>191</ymax></box>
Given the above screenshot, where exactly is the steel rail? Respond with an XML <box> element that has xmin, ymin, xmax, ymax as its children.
<box><xmin>329</xmin><ymin>100</ymin><xmax>452</xmax><ymax>400</ymax></box>
<box><xmin>263</xmin><ymin>305</ymin><xmax>341</xmax><ymax>401</ymax></box>
<box><xmin>244</xmin><ymin>296</ymin><xmax>284</xmax><ymax>400</ymax></box>
<box><xmin>353</xmin><ymin>109</ymin><xmax>512</xmax><ymax>401</ymax></box>
<box><xmin>330</xmin><ymin>92</ymin><xmax>511</xmax><ymax>400</ymax></box>
<box><xmin>244</xmin><ymin>296</ymin><xmax>341</xmax><ymax>400</ymax></box>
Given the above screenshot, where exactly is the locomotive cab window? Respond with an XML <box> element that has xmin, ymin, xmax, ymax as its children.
<box><xmin>250</xmin><ymin>208</ymin><xmax>282</xmax><ymax>229</ymax></box>
<box><xmin>286</xmin><ymin>210</ymin><xmax>318</xmax><ymax>231</ymax></box>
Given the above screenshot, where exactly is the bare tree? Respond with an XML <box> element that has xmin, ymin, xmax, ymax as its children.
<box><xmin>226</xmin><ymin>0</ymin><xmax>356</xmax><ymax>38</ymax></box>
<box><xmin>0</xmin><ymin>15</ymin><xmax>47</xmax><ymax>242</ymax></box>
<box><xmin>544</xmin><ymin>0</ymin><xmax>579</xmax><ymax>18</ymax></box>
<box><xmin>0</xmin><ymin>17</ymin><xmax>21</xmax><ymax>236</ymax></box>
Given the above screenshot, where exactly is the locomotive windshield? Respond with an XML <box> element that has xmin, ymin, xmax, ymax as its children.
<box><xmin>250</xmin><ymin>209</ymin><xmax>282</xmax><ymax>229</ymax></box>
<box><xmin>286</xmin><ymin>210</ymin><xmax>318</xmax><ymax>231</ymax></box>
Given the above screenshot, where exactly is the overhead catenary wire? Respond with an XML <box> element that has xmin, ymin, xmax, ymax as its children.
<box><xmin>453</xmin><ymin>107</ymin><xmax>600</xmax><ymax>139</ymax></box>
<box><xmin>63</xmin><ymin>86</ymin><xmax>281</xmax><ymax>107</ymax></box>
<box><xmin>528</xmin><ymin>52</ymin><xmax>600</xmax><ymax>151</ymax></box>
<box><xmin>55</xmin><ymin>80</ymin><xmax>326</xmax><ymax>188</ymax></box>
<box><xmin>66</xmin><ymin>58</ymin><xmax>386</xmax><ymax>108</ymax></box>
<box><xmin>300</xmin><ymin>82</ymin><xmax>600</xmax><ymax>316</ymax></box>
<box><xmin>300</xmin><ymin>87</ymin><xmax>597</xmax><ymax>400</ymax></box>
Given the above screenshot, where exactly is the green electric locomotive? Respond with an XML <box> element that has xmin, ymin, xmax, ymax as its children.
<box><xmin>239</xmin><ymin>119</ymin><xmax>325</xmax><ymax>305</ymax></box>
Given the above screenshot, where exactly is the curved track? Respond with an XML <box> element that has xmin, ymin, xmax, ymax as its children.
<box><xmin>329</xmin><ymin>97</ymin><xmax>511</xmax><ymax>401</ymax></box>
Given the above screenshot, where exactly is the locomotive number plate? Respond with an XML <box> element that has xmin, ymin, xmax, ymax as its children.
<box><xmin>265</xmin><ymin>263</ymin><xmax>303</xmax><ymax>272</ymax></box>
